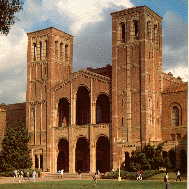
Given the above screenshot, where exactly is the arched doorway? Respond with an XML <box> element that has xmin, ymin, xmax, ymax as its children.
<box><xmin>169</xmin><ymin>149</ymin><xmax>176</xmax><ymax>169</ymax></box>
<box><xmin>96</xmin><ymin>94</ymin><xmax>110</xmax><ymax>124</ymax></box>
<box><xmin>125</xmin><ymin>152</ymin><xmax>130</xmax><ymax>171</ymax></box>
<box><xmin>76</xmin><ymin>86</ymin><xmax>90</xmax><ymax>125</ymax></box>
<box><xmin>75</xmin><ymin>137</ymin><xmax>90</xmax><ymax>172</ymax></box>
<box><xmin>57</xmin><ymin>139</ymin><xmax>69</xmax><ymax>172</ymax></box>
<box><xmin>96</xmin><ymin>136</ymin><xmax>110</xmax><ymax>173</ymax></box>
<box><xmin>58</xmin><ymin>98</ymin><xmax>70</xmax><ymax>127</ymax></box>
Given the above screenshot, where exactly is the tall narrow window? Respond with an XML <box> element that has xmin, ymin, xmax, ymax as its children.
<box><xmin>121</xmin><ymin>99</ymin><xmax>124</xmax><ymax>107</ymax></box>
<box><xmin>121</xmin><ymin>22</ymin><xmax>125</xmax><ymax>42</ymax></box>
<box><xmin>40</xmin><ymin>42</ymin><xmax>42</xmax><ymax>60</ymax></box>
<box><xmin>172</xmin><ymin>106</ymin><xmax>179</xmax><ymax>126</ymax></box>
<box><xmin>34</xmin><ymin>43</ymin><xmax>37</xmax><ymax>61</ymax></box>
<box><xmin>65</xmin><ymin>45</ymin><xmax>69</xmax><ymax>63</ymax></box>
<box><xmin>147</xmin><ymin>21</ymin><xmax>151</xmax><ymax>40</ymax></box>
<box><xmin>45</xmin><ymin>40</ymin><xmax>48</xmax><ymax>59</ymax></box>
<box><xmin>134</xmin><ymin>20</ymin><xmax>139</xmax><ymax>37</ymax></box>
<box><xmin>60</xmin><ymin>43</ymin><xmax>63</xmax><ymax>61</ymax></box>
<box><xmin>122</xmin><ymin>117</ymin><xmax>124</xmax><ymax>126</ymax></box>
<box><xmin>55</xmin><ymin>41</ymin><xmax>58</xmax><ymax>60</ymax></box>
<box><xmin>153</xmin><ymin>25</ymin><xmax>158</xmax><ymax>43</ymax></box>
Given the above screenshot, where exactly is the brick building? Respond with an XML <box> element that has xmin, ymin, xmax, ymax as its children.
<box><xmin>0</xmin><ymin>6</ymin><xmax>187</xmax><ymax>172</ymax></box>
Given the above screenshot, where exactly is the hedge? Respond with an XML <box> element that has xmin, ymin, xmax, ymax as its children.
<box><xmin>102</xmin><ymin>169</ymin><xmax>159</xmax><ymax>180</ymax></box>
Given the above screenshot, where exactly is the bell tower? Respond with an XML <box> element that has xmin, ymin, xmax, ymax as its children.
<box><xmin>26</xmin><ymin>27</ymin><xmax>73</xmax><ymax>170</ymax></box>
<box><xmin>111</xmin><ymin>6</ymin><xmax>162</xmax><ymax>170</ymax></box>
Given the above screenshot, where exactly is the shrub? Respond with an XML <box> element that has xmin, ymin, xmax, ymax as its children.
<box><xmin>102</xmin><ymin>169</ymin><xmax>159</xmax><ymax>180</ymax></box>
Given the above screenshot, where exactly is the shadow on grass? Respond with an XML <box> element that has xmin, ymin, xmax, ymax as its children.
<box><xmin>0</xmin><ymin>180</ymin><xmax>187</xmax><ymax>189</ymax></box>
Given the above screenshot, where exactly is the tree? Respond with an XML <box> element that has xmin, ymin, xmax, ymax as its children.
<box><xmin>0</xmin><ymin>0</ymin><xmax>23</xmax><ymax>35</ymax></box>
<box><xmin>0</xmin><ymin>121</ymin><xmax>32</xmax><ymax>172</ymax></box>
<box><xmin>130</xmin><ymin>142</ymin><xmax>170</xmax><ymax>171</ymax></box>
<box><xmin>130</xmin><ymin>148</ymin><xmax>151</xmax><ymax>171</ymax></box>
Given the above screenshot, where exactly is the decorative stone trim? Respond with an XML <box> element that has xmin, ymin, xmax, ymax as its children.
<box><xmin>29</xmin><ymin>100</ymin><xmax>47</xmax><ymax>105</ymax></box>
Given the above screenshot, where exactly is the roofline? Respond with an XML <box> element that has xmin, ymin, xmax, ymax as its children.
<box><xmin>27</xmin><ymin>26</ymin><xmax>74</xmax><ymax>37</ymax></box>
<box><xmin>110</xmin><ymin>5</ymin><xmax>163</xmax><ymax>19</ymax></box>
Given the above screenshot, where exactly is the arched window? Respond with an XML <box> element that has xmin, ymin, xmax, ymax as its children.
<box><xmin>55</xmin><ymin>41</ymin><xmax>58</xmax><ymax>60</ymax></box>
<box><xmin>134</xmin><ymin>20</ymin><xmax>139</xmax><ymax>37</ymax></box>
<box><xmin>65</xmin><ymin>45</ymin><xmax>69</xmax><ymax>63</ymax></box>
<box><xmin>33</xmin><ymin>43</ymin><xmax>37</xmax><ymax>61</ymax></box>
<box><xmin>153</xmin><ymin>24</ymin><xmax>158</xmax><ymax>43</ymax></box>
<box><xmin>40</xmin><ymin>41</ymin><xmax>42</xmax><ymax>60</ymax></box>
<box><xmin>172</xmin><ymin>106</ymin><xmax>179</xmax><ymax>126</ymax></box>
<box><xmin>121</xmin><ymin>22</ymin><xmax>126</xmax><ymax>42</ymax></box>
<box><xmin>60</xmin><ymin>43</ymin><xmax>63</xmax><ymax>61</ymax></box>
<box><xmin>147</xmin><ymin>21</ymin><xmax>151</xmax><ymax>40</ymax></box>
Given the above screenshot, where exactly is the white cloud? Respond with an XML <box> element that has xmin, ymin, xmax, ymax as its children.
<box><xmin>0</xmin><ymin>24</ymin><xmax>27</xmax><ymax>70</ymax></box>
<box><xmin>56</xmin><ymin>0</ymin><xmax>134</xmax><ymax>34</ymax></box>
<box><xmin>164</xmin><ymin>66</ymin><xmax>188</xmax><ymax>82</ymax></box>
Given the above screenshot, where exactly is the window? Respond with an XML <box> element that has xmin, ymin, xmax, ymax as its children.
<box><xmin>60</xmin><ymin>43</ymin><xmax>63</xmax><ymax>60</ymax></box>
<box><xmin>65</xmin><ymin>45</ymin><xmax>69</xmax><ymax>62</ymax></box>
<box><xmin>172</xmin><ymin>106</ymin><xmax>179</xmax><ymax>126</ymax></box>
<box><xmin>171</xmin><ymin>134</ymin><xmax>175</xmax><ymax>141</ymax></box>
<box><xmin>147</xmin><ymin>21</ymin><xmax>151</xmax><ymax>39</ymax></box>
<box><xmin>153</xmin><ymin>24</ymin><xmax>158</xmax><ymax>43</ymax></box>
<box><xmin>134</xmin><ymin>20</ymin><xmax>139</xmax><ymax>37</ymax></box>
<box><xmin>177</xmin><ymin>134</ymin><xmax>181</xmax><ymax>141</ymax></box>
<box><xmin>33</xmin><ymin>43</ymin><xmax>37</xmax><ymax>61</ymax></box>
<box><xmin>40</xmin><ymin>42</ymin><xmax>42</xmax><ymax>60</ymax></box>
<box><xmin>121</xmin><ymin>22</ymin><xmax>125</xmax><ymax>42</ymax></box>
<box><xmin>55</xmin><ymin>41</ymin><xmax>58</xmax><ymax>60</ymax></box>
<box><xmin>122</xmin><ymin>117</ymin><xmax>124</xmax><ymax>126</ymax></box>
<box><xmin>45</xmin><ymin>40</ymin><xmax>48</xmax><ymax>59</ymax></box>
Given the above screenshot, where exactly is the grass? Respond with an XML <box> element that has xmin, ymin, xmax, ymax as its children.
<box><xmin>0</xmin><ymin>180</ymin><xmax>187</xmax><ymax>189</ymax></box>
<box><xmin>147</xmin><ymin>172</ymin><xmax>187</xmax><ymax>181</ymax></box>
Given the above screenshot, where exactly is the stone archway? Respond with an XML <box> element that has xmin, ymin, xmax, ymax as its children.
<box><xmin>96</xmin><ymin>136</ymin><xmax>110</xmax><ymax>173</ymax></box>
<box><xmin>96</xmin><ymin>94</ymin><xmax>110</xmax><ymax>124</ymax></box>
<box><xmin>57</xmin><ymin>139</ymin><xmax>69</xmax><ymax>172</ymax></box>
<box><xmin>58</xmin><ymin>98</ymin><xmax>70</xmax><ymax>127</ymax></box>
<box><xmin>76</xmin><ymin>86</ymin><xmax>90</xmax><ymax>125</ymax></box>
<box><xmin>75</xmin><ymin>137</ymin><xmax>90</xmax><ymax>172</ymax></box>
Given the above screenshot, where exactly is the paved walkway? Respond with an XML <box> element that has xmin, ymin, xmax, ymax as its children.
<box><xmin>0</xmin><ymin>176</ymin><xmax>94</xmax><ymax>185</ymax></box>
<box><xmin>0</xmin><ymin>177</ymin><xmax>186</xmax><ymax>185</ymax></box>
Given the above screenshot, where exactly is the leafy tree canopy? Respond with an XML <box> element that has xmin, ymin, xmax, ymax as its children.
<box><xmin>130</xmin><ymin>142</ymin><xmax>171</xmax><ymax>171</ymax></box>
<box><xmin>0</xmin><ymin>0</ymin><xmax>23</xmax><ymax>35</ymax></box>
<box><xmin>0</xmin><ymin>121</ymin><xmax>32</xmax><ymax>172</ymax></box>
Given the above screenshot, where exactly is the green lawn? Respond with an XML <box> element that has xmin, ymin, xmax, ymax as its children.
<box><xmin>0</xmin><ymin>180</ymin><xmax>187</xmax><ymax>189</ymax></box>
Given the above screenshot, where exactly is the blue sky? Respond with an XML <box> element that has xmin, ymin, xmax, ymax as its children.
<box><xmin>0</xmin><ymin>0</ymin><xmax>188</xmax><ymax>104</ymax></box>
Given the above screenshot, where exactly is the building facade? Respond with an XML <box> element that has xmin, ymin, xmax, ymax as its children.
<box><xmin>0</xmin><ymin>6</ymin><xmax>187</xmax><ymax>173</ymax></box>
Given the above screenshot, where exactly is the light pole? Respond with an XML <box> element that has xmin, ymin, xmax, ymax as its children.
<box><xmin>114</xmin><ymin>132</ymin><xmax>122</xmax><ymax>181</ymax></box>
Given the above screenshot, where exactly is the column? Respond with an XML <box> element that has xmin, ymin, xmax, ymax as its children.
<box><xmin>90</xmin><ymin>79</ymin><xmax>96</xmax><ymax>124</ymax></box>
<box><xmin>90</xmin><ymin>125</ymin><xmax>96</xmax><ymax>173</ymax></box>
<box><xmin>71</xmin><ymin>81</ymin><xmax>76</xmax><ymax>125</ymax></box>
<box><xmin>38</xmin><ymin>154</ymin><xmax>41</xmax><ymax>169</ymax></box>
<box><xmin>69</xmin><ymin>142</ymin><xmax>76</xmax><ymax>173</ymax></box>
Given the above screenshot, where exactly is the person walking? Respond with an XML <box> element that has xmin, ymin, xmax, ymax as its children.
<box><xmin>33</xmin><ymin>170</ymin><xmax>36</xmax><ymax>182</ymax></box>
<box><xmin>24</xmin><ymin>170</ymin><xmax>29</xmax><ymax>180</ymax></box>
<box><xmin>61</xmin><ymin>169</ymin><xmax>64</xmax><ymax>179</ymax></box>
<box><xmin>139</xmin><ymin>169</ymin><xmax>142</xmax><ymax>180</ymax></box>
<box><xmin>136</xmin><ymin>170</ymin><xmax>140</xmax><ymax>180</ymax></box>
<box><xmin>93</xmin><ymin>172</ymin><xmax>98</xmax><ymax>187</ymax></box>
<box><xmin>176</xmin><ymin>170</ymin><xmax>181</xmax><ymax>182</ymax></box>
<box><xmin>14</xmin><ymin>170</ymin><xmax>17</xmax><ymax>178</ymax></box>
<box><xmin>164</xmin><ymin>172</ymin><xmax>170</xmax><ymax>189</ymax></box>
<box><xmin>58</xmin><ymin>170</ymin><xmax>61</xmax><ymax>178</ymax></box>
<box><xmin>78</xmin><ymin>170</ymin><xmax>81</xmax><ymax>178</ymax></box>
